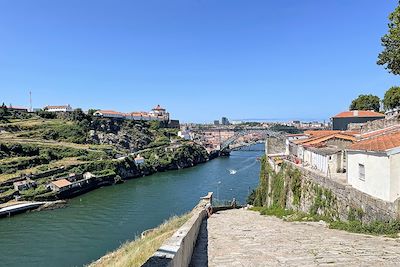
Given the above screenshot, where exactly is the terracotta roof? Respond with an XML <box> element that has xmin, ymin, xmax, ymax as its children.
<box><xmin>304</xmin><ymin>130</ymin><xmax>340</xmax><ymax>137</ymax></box>
<box><xmin>332</xmin><ymin>110</ymin><xmax>385</xmax><ymax>118</ymax></box>
<box><xmin>96</xmin><ymin>110</ymin><xmax>125</xmax><ymax>116</ymax></box>
<box><xmin>294</xmin><ymin>133</ymin><xmax>356</xmax><ymax>146</ymax></box>
<box><xmin>153</xmin><ymin>105</ymin><xmax>165</xmax><ymax>111</ymax></box>
<box><xmin>360</xmin><ymin>125</ymin><xmax>400</xmax><ymax>139</ymax></box>
<box><xmin>51</xmin><ymin>179</ymin><xmax>72</xmax><ymax>188</ymax></box>
<box><xmin>349</xmin><ymin>131</ymin><xmax>400</xmax><ymax>152</ymax></box>
<box><xmin>8</xmin><ymin>105</ymin><xmax>28</xmax><ymax>110</ymax></box>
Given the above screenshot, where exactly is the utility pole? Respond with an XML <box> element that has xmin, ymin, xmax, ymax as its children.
<box><xmin>29</xmin><ymin>91</ymin><xmax>32</xmax><ymax>112</ymax></box>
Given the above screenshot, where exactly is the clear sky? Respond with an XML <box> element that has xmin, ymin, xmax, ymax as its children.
<box><xmin>0</xmin><ymin>0</ymin><xmax>399</xmax><ymax>122</ymax></box>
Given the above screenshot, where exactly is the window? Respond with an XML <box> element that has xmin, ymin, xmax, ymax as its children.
<box><xmin>359</xmin><ymin>164</ymin><xmax>365</xmax><ymax>181</ymax></box>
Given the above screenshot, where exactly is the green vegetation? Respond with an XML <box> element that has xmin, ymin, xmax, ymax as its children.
<box><xmin>378</xmin><ymin>1</ymin><xmax>400</xmax><ymax>75</ymax></box>
<box><xmin>269</xmin><ymin>124</ymin><xmax>301</xmax><ymax>134</ymax></box>
<box><xmin>349</xmin><ymin>94</ymin><xmax>381</xmax><ymax>112</ymax></box>
<box><xmin>330</xmin><ymin>220</ymin><xmax>400</xmax><ymax>237</ymax></box>
<box><xmin>250</xmin><ymin>157</ymin><xmax>400</xmax><ymax>237</ymax></box>
<box><xmin>0</xmin><ymin>113</ymin><xmax>208</xmax><ymax>202</ymax></box>
<box><xmin>89</xmin><ymin>213</ymin><xmax>190</xmax><ymax>267</ymax></box>
<box><xmin>383</xmin><ymin>86</ymin><xmax>400</xmax><ymax>110</ymax></box>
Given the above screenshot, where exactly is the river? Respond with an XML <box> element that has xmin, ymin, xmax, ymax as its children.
<box><xmin>0</xmin><ymin>143</ymin><xmax>264</xmax><ymax>267</ymax></box>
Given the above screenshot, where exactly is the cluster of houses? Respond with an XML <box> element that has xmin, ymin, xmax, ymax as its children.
<box><xmin>13</xmin><ymin>172</ymin><xmax>96</xmax><ymax>194</ymax></box>
<box><xmin>270</xmin><ymin>109</ymin><xmax>400</xmax><ymax>203</ymax></box>
<box><xmin>93</xmin><ymin>105</ymin><xmax>170</xmax><ymax>122</ymax></box>
<box><xmin>4</xmin><ymin>104</ymin><xmax>171</xmax><ymax>123</ymax></box>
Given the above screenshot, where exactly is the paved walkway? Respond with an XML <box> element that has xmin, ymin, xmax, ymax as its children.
<box><xmin>191</xmin><ymin>209</ymin><xmax>400</xmax><ymax>267</ymax></box>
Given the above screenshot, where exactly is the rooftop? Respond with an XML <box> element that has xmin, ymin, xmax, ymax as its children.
<box><xmin>51</xmin><ymin>179</ymin><xmax>72</xmax><ymax>188</ymax></box>
<box><xmin>153</xmin><ymin>105</ymin><xmax>166</xmax><ymax>111</ymax></box>
<box><xmin>349</xmin><ymin>131</ymin><xmax>400</xmax><ymax>152</ymax></box>
<box><xmin>332</xmin><ymin>110</ymin><xmax>385</xmax><ymax>119</ymax></box>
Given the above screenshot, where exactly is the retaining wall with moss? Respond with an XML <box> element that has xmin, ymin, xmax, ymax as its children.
<box><xmin>255</xmin><ymin>156</ymin><xmax>400</xmax><ymax>223</ymax></box>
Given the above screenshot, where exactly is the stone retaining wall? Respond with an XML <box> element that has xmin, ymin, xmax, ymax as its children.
<box><xmin>286</xmin><ymin>161</ymin><xmax>400</xmax><ymax>223</ymax></box>
<box><xmin>142</xmin><ymin>193</ymin><xmax>212</xmax><ymax>267</ymax></box>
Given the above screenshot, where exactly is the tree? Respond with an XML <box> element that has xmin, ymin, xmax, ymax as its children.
<box><xmin>377</xmin><ymin>2</ymin><xmax>400</xmax><ymax>74</ymax></box>
<box><xmin>349</xmin><ymin>94</ymin><xmax>381</xmax><ymax>112</ymax></box>
<box><xmin>71</xmin><ymin>108</ymin><xmax>86</xmax><ymax>121</ymax></box>
<box><xmin>383</xmin><ymin>86</ymin><xmax>400</xmax><ymax>110</ymax></box>
<box><xmin>0</xmin><ymin>102</ymin><xmax>10</xmax><ymax>118</ymax></box>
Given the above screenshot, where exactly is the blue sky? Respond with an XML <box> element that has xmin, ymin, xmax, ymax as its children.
<box><xmin>0</xmin><ymin>0</ymin><xmax>399</xmax><ymax>122</ymax></box>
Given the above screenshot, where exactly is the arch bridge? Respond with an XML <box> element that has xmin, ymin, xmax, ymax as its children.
<box><xmin>220</xmin><ymin>129</ymin><xmax>284</xmax><ymax>152</ymax></box>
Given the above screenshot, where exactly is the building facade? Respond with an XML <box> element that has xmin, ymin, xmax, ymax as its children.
<box><xmin>347</xmin><ymin>131</ymin><xmax>400</xmax><ymax>202</ymax></box>
<box><xmin>332</xmin><ymin>110</ymin><xmax>385</xmax><ymax>130</ymax></box>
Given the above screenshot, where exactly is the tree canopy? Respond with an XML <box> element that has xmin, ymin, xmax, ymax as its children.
<box><xmin>349</xmin><ymin>94</ymin><xmax>381</xmax><ymax>112</ymax></box>
<box><xmin>383</xmin><ymin>86</ymin><xmax>400</xmax><ymax>110</ymax></box>
<box><xmin>377</xmin><ymin>1</ymin><xmax>400</xmax><ymax>74</ymax></box>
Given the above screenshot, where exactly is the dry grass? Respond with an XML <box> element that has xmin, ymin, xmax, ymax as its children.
<box><xmin>89</xmin><ymin>213</ymin><xmax>191</xmax><ymax>267</ymax></box>
<box><xmin>0</xmin><ymin>157</ymin><xmax>85</xmax><ymax>183</ymax></box>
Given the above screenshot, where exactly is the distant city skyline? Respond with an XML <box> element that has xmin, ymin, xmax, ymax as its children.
<box><xmin>1</xmin><ymin>0</ymin><xmax>399</xmax><ymax>123</ymax></box>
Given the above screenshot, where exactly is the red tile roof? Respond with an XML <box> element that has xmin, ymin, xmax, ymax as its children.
<box><xmin>349</xmin><ymin>131</ymin><xmax>400</xmax><ymax>152</ymax></box>
<box><xmin>333</xmin><ymin>110</ymin><xmax>385</xmax><ymax>118</ymax></box>
<box><xmin>97</xmin><ymin>110</ymin><xmax>125</xmax><ymax>116</ymax></box>
<box><xmin>304</xmin><ymin>130</ymin><xmax>340</xmax><ymax>137</ymax></box>
<box><xmin>360</xmin><ymin>125</ymin><xmax>400</xmax><ymax>139</ymax></box>
<box><xmin>293</xmin><ymin>131</ymin><xmax>357</xmax><ymax>146</ymax></box>
<box><xmin>153</xmin><ymin>105</ymin><xmax>165</xmax><ymax>111</ymax></box>
<box><xmin>51</xmin><ymin>179</ymin><xmax>72</xmax><ymax>188</ymax></box>
<box><xmin>7</xmin><ymin>105</ymin><xmax>28</xmax><ymax>110</ymax></box>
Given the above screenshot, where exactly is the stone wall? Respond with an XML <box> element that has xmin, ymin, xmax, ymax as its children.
<box><xmin>265</xmin><ymin>136</ymin><xmax>286</xmax><ymax>155</ymax></box>
<box><xmin>282</xmin><ymin>161</ymin><xmax>400</xmax><ymax>223</ymax></box>
<box><xmin>142</xmin><ymin>193</ymin><xmax>212</xmax><ymax>267</ymax></box>
<box><xmin>359</xmin><ymin>116</ymin><xmax>400</xmax><ymax>134</ymax></box>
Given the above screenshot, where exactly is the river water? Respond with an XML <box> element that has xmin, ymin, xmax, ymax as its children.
<box><xmin>0</xmin><ymin>144</ymin><xmax>264</xmax><ymax>267</ymax></box>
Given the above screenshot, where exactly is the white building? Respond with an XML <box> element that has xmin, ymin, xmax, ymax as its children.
<box><xmin>94</xmin><ymin>105</ymin><xmax>169</xmax><ymax>122</ymax></box>
<box><xmin>347</xmin><ymin>131</ymin><xmax>400</xmax><ymax>202</ymax></box>
<box><xmin>303</xmin><ymin>147</ymin><xmax>342</xmax><ymax>176</ymax></box>
<box><xmin>94</xmin><ymin>110</ymin><xmax>125</xmax><ymax>119</ymax></box>
<box><xmin>134</xmin><ymin>155</ymin><xmax>145</xmax><ymax>165</ymax></box>
<box><xmin>44</xmin><ymin>105</ymin><xmax>73</xmax><ymax>112</ymax></box>
<box><xmin>149</xmin><ymin>105</ymin><xmax>169</xmax><ymax>121</ymax></box>
<box><xmin>178</xmin><ymin>130</ymin><xmax>191</xmax><ymax>140</ymax></box>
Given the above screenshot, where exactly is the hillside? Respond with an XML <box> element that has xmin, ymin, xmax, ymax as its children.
<box><xmin>0</xmin><ymin>111</ymin><xmax>209</xmax><ymax>203</ymax></box>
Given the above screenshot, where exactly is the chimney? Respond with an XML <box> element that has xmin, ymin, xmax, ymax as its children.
<box><xmin>353</xmin><ymin>110</ymin><xmax>359</xmax><ymax>117</ymax></box>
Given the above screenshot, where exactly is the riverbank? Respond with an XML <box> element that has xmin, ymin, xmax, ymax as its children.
<box><xmin>89</xmin><ymin>213</ymin><xmax>191</xmax><ymax>267</ymax></box>
<box><xmin>0</xmin><ymin>144</ymin><xmax>263</xmax><ymax>267</ymax></box>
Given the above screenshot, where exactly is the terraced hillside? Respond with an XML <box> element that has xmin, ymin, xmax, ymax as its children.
<box><xmin>0</xmin><ymin>111</ymin><xmax>208</xmax><ymax>203</ymax></box>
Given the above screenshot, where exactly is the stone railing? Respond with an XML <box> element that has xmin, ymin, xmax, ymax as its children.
<box><xmin>142</xmin><ymin>192</ymin><xmax>212</xmax><ymax>267</ymax></box>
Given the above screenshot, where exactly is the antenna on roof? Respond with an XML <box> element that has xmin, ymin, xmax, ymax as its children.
<box><xmin>29</xmin><ymin>91</ymin><xmax>32</xmax><ymax>112</ymax></box>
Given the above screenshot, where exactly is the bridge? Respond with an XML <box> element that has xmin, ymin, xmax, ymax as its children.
<box><xmin>220</xmin><ymin>129</ymin><xmax>284</xmax><ymax>151</ymax></box>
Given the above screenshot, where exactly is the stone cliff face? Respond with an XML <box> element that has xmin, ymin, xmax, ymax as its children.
<box><xmin>88</xmin><ymin>119</ymin><xmax>154</xmax><ymax>151</ymax></box>
<box><xmin>115</xmin><ymin>144</ymin><xmax>209</xmax><ymax>179</ymax></box>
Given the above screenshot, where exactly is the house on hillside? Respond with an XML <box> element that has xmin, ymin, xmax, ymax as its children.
<box><xmin>134</xmin><ymin>155</ymin><xmax>145</xmax><ymax>165</ymax></box>
<box><xmin>7</xmin><ymin>105</ymin><xmax>29</xmax><ymax>113</ymax></box>
<box><xmin>47</xmin><ymin>179</ymin><xmax>72</xmax><ymax>192</ymax></box>
<box><xmin>93</xmin><ymin>110</ymin><xmax>125</xmax><ymax>119</ymax></box>
<box><xmin>287</xmin><ymin>131</ymin><xmax>357</xmax><ymax>175</ymax></box>
<box><xmin>13</xmin><ymin>180</ymin><xmax>36</xmax><ymax>192</ymax></box>
<box><xmin>44</xmin><ymin>105</ymin><xmax>73</xmax><ymax>113</ymax></box>
<box><xmin>332</xmin><ymin>110</ymin><xmax>385</xmax><ymax>130</ymax></box>
<box><xmin>347</xmin><ymin>131</ymin><xmax>400</xmax><ymax>202</ymax></box>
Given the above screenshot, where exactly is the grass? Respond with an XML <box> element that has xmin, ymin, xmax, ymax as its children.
<box><xmin>89</xmin><ymin>213</ymin><xmax>190</xmax><ymax>267</ymax></box>
<box><xmin>0</xmin><ymin>157</ymin><xmax>86</xmax><ymax>182</ymax></box>
<box><xmin>252</xmin><ymin>206</ymin><xmax>400</xmax><ymax>237</ymax></box>
<box><xmin>330</xmin><ymin>220</ymin><xmax>400</xmax><ymax>238</ymax></box>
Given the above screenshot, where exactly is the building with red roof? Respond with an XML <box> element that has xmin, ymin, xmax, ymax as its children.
<box><xmin>332</xmin><ymin>110</ymin><xmax>385</xmax><ymax>131</ymax></box>
<box><xmin>347</xmin><ymin>130</ymin><xmax>400</xmax><ymax>202</ymax></box>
